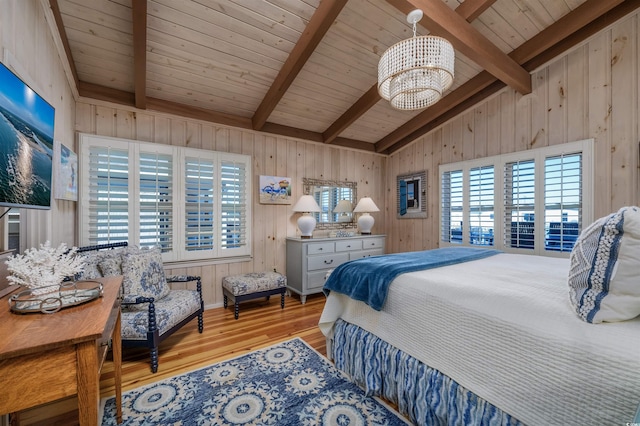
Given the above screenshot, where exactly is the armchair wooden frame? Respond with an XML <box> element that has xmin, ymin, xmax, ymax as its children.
<box><xmin>76</xmin><ymin>242</ymin><xmax>204</xmax><ymax>373</ymax></box>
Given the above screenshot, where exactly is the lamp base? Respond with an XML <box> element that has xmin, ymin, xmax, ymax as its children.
<box><xmin>357</xmin><ymin>213</ymin><xmax>375</xmax><ymax>235</ymax></box>
<box><xmin>301</xmin><ymin>235</ymin><xmax>312</xmax><ymax>239</ymax></box>
<box><xmin>297</xmin><ymin>214</ymin><xmax>317</xmax><ymax>239</ymax></box>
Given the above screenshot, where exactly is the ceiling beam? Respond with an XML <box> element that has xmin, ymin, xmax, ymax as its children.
<box><xmin>322</xmin><ymin>85</ymin><xmax>380</xmax><ymax>144</ymax></box>
<box><xmin>376</xmin><ymin>71</ymin><xmax>497</xmax><ymax>152</ymax></box>
<box><xmin>405</xmin><ymin>0</ymin><xmax>531</xmax><ymax>94</ymax></box>
<box><xmin>452</xmin><ymin>0</ymin><xmax>497</xmax><ymax>21</ymax></box>
<box><xmin>378</xmin><ymin>0</ymin><xmax>632</xmax><ymax>154</ymax></box>
<box><xmin>131</xmin><ymin>0</ymin><xmax>147</xmax><ymax>110</ymax></box>
<box><xmin>322</xmin><ymin>0</ymin><xmax>497</xmax><ymax>145</ymax></box>
<box><xmin>48</xmin><ymin>0</ymin><xmax>79</xmax><ymax>90</ymax></box>
<box><xmin>251</xmin><ymin>0</ymin><xmax>348</xmax><ymax>131</ymax></box>
<box><xmin>77</xmin><ymin>81</ymin><xmax>376</xmax><ymax>152</ymax></box>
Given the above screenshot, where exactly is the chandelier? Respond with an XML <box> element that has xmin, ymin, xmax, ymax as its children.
<box><xmin>378</xmin><ymin>9</ymin><xmax>455</xmax><ymax>111</ymax></box>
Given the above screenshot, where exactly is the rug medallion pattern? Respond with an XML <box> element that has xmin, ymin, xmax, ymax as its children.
<box><xmin>101</xmin><ymin>338</ymin><xmax>408</xmax><ymax>425</ymax></box>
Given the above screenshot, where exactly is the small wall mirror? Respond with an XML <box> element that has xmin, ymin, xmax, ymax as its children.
<box><xmin>303</xmin><ymin>178</ymin><xmax>357</xmax><ymax>229</ymax></box>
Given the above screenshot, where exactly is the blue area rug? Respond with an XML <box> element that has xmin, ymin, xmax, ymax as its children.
<box><xmin>100</xmin><ymin>338</ymin><xmax>409</xmax><ymax>425</ymax></box>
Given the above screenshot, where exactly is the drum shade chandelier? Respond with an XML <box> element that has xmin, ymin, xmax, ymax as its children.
<box><xmin>378</xmin><ymin>9</ymin><xmax>455</xmax><ymax>111</ymax></box>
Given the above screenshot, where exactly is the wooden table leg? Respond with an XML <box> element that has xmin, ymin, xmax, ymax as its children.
<box><xmin>76</xmin><ymin>340</ymin><xmax>99</xmax><ymax>426</ymax></box>
<box><xmin>113</xmin><ymin>310</ymin><xmax>123</xmax><ymax>424</ymax></box>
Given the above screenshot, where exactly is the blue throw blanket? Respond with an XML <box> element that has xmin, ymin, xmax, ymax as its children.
<box><xmin>323</xmin><ymin>247</ymin><xmax>501</xmax><ymax>311</ymax></box>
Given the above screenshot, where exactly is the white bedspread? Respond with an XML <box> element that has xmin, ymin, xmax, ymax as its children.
<box><xmin>319</xmin><ymin>253</ymin><xmax>640</xmax><ymax>426</ymax></box>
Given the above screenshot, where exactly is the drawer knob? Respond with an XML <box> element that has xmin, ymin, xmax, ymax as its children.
<box><xmin>324</xmin><ymin>259</ymin><xmax>334</xmax><ymax>264</ymax></box>
<box><xmin>346</xmin><ymin>245</ymin><xmax>351</xmax><ymax>248</ymax></box>
<box><xmin>318</xmin><ymin>247</ymin><xmax>323</xmax><ymax>251</ymax></box>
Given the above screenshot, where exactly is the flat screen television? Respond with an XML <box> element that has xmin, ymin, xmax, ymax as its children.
<box><xmin>0</xmin><ymin>62</ymin><xmax>54</xmax><ymax>210</ymax></box>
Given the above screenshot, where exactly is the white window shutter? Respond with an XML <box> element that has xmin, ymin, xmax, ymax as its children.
<box><xmin>504</xmin><ymin>159</ymin><xmax>535</xmax><ymax>249</ymax></box>
<box><xmin>87</xmin><ymin>146</ymin><xmax>129</xmax><ymax>245</ymax></box>
<box><xmin>219</xmin><ymin>158</ymin><xmax>249</xmax><ymax>255</ymax></box>
<box><xmin>544</xmin><ymin>153</ymin><xmax>582</xmax><ymax>252</ymax></box>
<box><xmin>184</xmin><ymin>156</ymin><xmax>215</xmax><ymax>253</ymax></box>
<box><xmin>139</xmin><ymin>151</ymin><xmax>173</xmax><ymax>252</ymax></box>
<box><xmin>469</xmin><ymin>165</ymin><xmax>494</xmax><ymax>246</ymax></box>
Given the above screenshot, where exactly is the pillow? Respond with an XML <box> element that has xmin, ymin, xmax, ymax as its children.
<box><xmin>98</xmin><ymin>254</ymin><xmax>123</xmax><ymax>277</ymax></box>
<box><xmin>121</xmin><ymin>248</ymin><xmax>170</xmax><ymax>300</ymax></box>
<box><xmin>568</xmin><ymin>206</ymin><xmax>640</xmax><ymax>323</ymax></box>
<box><xmin>77</xmin><ymin>252</ymin><xmax>104</xmax><ymax>280</ymax></box>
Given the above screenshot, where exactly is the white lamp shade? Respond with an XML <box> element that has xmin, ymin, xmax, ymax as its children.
<box><xmin>333</xmin><ymin>199</ymin><xmax>353</xmax><ymax>213</ymax></box>
<box><xmin>333</xmin><ymin>199</ymin><xmax>353</xmax><ymax>223</ymax></box>
<box><xmin>292</xmin><ymin>195</ymin><xmax>321</xmax><ymax>213</ymax></box>
<box><xmin>353</xmin><ymin>197</ymin><xmax>379</xmax><ymax>213</ymax></box>
<box><xmin>292</xmin><ymin>195</ymin><xmax>321</xmax><ymax>238</ymax></box>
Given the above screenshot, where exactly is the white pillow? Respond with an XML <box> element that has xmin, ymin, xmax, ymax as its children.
<box><xmin>568</xmin><ymin>206</ymin><xmax>640</xmax><ymax>323</ymax></box>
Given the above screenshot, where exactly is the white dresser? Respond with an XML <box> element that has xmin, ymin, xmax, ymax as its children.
<box><xmin>286</xmin><ymin>235</ymin><xmax>386</xmax><ymax>303</ymax></box>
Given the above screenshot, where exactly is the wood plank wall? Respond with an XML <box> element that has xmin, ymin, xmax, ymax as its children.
<box><xmin>0</xmin><ymin>0</ymin><xmax>77</xmax><ymax>250</ymax></box>
<box><xmin>385</xmin><ymin>10</ymin><xmax>640</xmax><ymax>254</ymax></box>
<box><xmin>74</xmin><ymin>100</ymin><xmax>386</xmax><ymax>308</ymax></box>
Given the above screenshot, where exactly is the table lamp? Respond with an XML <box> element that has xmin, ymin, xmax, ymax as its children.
<box><xmin>292</xmin><ymin>195</ymin><xmax>321</xmax><ymax>238</ymax></box>
<box><xmin>333</xmin><ymin>199</ymin><xmax>353</xmax><ymax>222</ymax></box>
<box><xmin>353</xmin><ymin>196</ymin><xmax>379</xmax><ymax>235</ymax></box>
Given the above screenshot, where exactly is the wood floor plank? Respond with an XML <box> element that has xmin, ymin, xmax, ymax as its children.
<box><xmin>14</xmin><ymin>293</ymin><xmax>327</xmax><ymax>425</ymax></box>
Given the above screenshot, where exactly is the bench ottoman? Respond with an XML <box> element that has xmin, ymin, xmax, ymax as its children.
<box><xmin>222</xmin><ymin>271</ymin><xmax>287</xmax><ymax>319</ymax></box>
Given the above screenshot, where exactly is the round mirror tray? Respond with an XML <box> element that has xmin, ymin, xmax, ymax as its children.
<box><xmin>9</xmin><ymin>280</ymin><xmax>104</xmax><ymax>314</ymax></box>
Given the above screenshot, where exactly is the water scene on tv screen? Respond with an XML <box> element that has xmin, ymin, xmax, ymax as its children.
<box><xmin>0</xmin><ymin>63</ymin><xmax>54</xmax><ymax>209</ymax></box>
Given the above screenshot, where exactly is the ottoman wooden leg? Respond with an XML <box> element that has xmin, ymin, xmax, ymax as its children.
<box><xmin>280</xmin><ymin>292</ymin><xmax>285</xmax><ymax>309</ymax></box>
<box><xmin>234</xmin><ymin>302</ymin><xmax>239</xmax><ymax>320</ymax></box>
<box><xmin>223</xmin><ymin>294</ymin><xmax>228</xmax><ymax>308</ymax></box>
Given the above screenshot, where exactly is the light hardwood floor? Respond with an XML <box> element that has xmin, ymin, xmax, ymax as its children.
<box><xmin>15</xmin><ymin>293</ymin><xmax>327</xmax><ymax>426</ymax></box>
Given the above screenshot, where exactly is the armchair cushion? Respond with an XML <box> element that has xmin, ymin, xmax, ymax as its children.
<box><xmin>120</xmin><ymin>248</ymin><xmax>170</xmax><ymax>300</ymax></box>
<box><xmin>121</xmin><ymin>289</ymin><xmax>202</xmax><ymax>339</ymax></box>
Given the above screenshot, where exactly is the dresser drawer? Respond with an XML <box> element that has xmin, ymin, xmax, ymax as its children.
<box><xmin>335</xmin><ymin>239</ymin><xmax>362</xmax><ymax>252</ymax></box>
<box><xmin>307</xmin><ymin>242</ymin><xmax>335</xmax><ymax>255</ymax></box>
<box><xmin>307</xmin><ymin>253</ymin><xmax>349</xmax><ymax>271</ymax></box>
<box><xmin>307</xmin><ymin>270</ymin><xmax>329</xmax><ymax>291</ymax></box>
<box><xmin>362</xmin><ymin>237</ymin><xmax>385</xmax><ymax>250</ymax></box>
<box><xmin>349</xmin><ymin>248</ymin><xmax>385</xmax><ymax>260</ymax></box>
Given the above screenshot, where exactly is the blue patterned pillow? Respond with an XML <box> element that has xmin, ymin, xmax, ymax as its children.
<box><xmin>121</xmin><ymin>248</ymin><xmax>170</xmax><ymax>300</ymax></box>
<box><xmin>568</xmin><ymin>206</ymin><xmax>640</xmax><ymax>323</ymax></box>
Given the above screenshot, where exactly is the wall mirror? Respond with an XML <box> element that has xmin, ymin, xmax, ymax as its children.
<box><xmin>302</xmin><ymin>178</ymin><xmax>357</xmax><ymax>230</ymax></box>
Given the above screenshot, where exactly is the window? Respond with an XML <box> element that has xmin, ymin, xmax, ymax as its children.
<box><xmin>440</xmin><ymin>139</ymin><xmax>593</xmax><ymax>256</ymax></box>
<box><xmin>78</xmin><ymin>134</ymin><xmax>252</xmax><ymax>263</ymax></box>
<box><xmin>397</xmin><ymin>170</ymin><xmax>427</xmax><ymax>219</ymax></box>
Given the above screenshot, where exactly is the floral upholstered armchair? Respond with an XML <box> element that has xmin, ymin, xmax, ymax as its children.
<box><xmin>76</xmin><ymin>242</ymin><xmax>204</xmax><ymax>373</ymax></box>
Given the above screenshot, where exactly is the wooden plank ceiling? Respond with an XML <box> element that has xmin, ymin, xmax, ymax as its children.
<box><xmin>49</xmin><ymin>0</ymin><xmax>639</xmax><ymax>154</ymax></box>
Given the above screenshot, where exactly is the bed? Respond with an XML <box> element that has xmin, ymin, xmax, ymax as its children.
<box><xmin>319</xmin><ymin>248</ymin><xmax>640</xmax><ymax>425</ymax></box>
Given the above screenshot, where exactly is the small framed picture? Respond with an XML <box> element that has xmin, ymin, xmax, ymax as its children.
<box><xmin>54</xmin><ymin>141</ymin><xmax>78</xmax><ymax>201</ymax></box>
<box><xmin>259</xmin><ymin>175</ymin><xmax>292</xmax><ymax>204</ymax></box>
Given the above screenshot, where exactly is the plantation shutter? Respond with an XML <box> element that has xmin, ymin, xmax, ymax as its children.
<box><xmin>441</xmin><ymin>170</ymin><xmax>463</xmax><ymax>243</ymax></box>
<box><xmin>315</xmin><ymin>188</ymin><xmax>330</xmax><ymax>223</ymax></box>
<box><xmin>184</xmin><ymin>156</ymin><xmax>215</xmax><ymax>252</ymax></box>
<box><xmin>544</xmin><ymin>153</ymin><xmax>582</xmax><ymax>252</ymax></box>
<box><xmin>469</xmin><ymin>165</ymin><xmax>494</xmax><ymax>246</ymax></box>
<box><xmin>87</xmin><ymin>146</ymin><xmax>129</xmax><ymax>245</ymax></box>
<box><xmin>139</xmin><ymin>152</ymin><xmax>173</xmax><ymax>252</ymax></box>
<box><xmin>399</xmin><ymin>180</ymin><xmax>407</xmax><ymax>216</ymax></box>
<box><xmin>504</xmin><ymin>159</ymin><xmax>535</xmax><ymax>249</ymax></box>
<box><xmin>220</xmin><ymin>159</ymin><xmax>248</xmax><ymax>251</ymax></box>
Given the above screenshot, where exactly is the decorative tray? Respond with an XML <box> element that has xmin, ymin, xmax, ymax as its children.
<box><xmin>9</xmin><ymin>280</ymin><xmax>104</xmax><ymax>314</ymax></box>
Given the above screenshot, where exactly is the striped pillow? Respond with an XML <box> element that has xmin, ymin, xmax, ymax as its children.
<box><xmin>568</xmin><ymin>206</ymin><xmax>640</xmax><ymax>323</ymax></box>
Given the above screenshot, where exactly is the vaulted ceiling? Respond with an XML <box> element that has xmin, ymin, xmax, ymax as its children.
<box><xmin>49</xmin><ymin>0</ymin><xmax>638</xmax><ymax>154</ymax></box>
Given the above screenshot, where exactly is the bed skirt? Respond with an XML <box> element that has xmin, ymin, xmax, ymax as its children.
<box><xmin>330</xmin><ymin>319</ymin><xmax>523</xmax><ymax>426</ymax></box>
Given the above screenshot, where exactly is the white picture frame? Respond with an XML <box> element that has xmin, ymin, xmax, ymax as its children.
<box><xmin>54</xmin><ymin>140</ymin><xmax>78</xmax><ymax>201</ymax></box>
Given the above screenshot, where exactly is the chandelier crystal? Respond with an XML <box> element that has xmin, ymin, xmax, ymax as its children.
<box><xmin>378</xmin><ymin>9</ymin><xmax>455</xmax><ymax>111</ymax></box>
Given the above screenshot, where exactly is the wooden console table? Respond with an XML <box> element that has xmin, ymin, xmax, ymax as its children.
<box><xmin>0</xmin><ymin>276</ymin><xmax>123</xmax><ymax>425</ymax></box>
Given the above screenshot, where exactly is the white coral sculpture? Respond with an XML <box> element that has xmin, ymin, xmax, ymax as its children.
<box><xmin>5</xmin><ymin>241</ymin><xmax>84</xmax><ymax>295</ymax></box>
